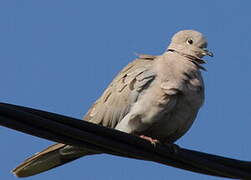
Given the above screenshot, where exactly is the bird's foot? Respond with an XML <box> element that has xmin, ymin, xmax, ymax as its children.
<box><xmin>139</xmin><ymin>135</ymin><xmax>160</xmax><ymax>146</ymax></box>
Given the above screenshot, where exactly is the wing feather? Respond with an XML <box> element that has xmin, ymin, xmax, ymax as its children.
<box><xmin>84</xmin><ymin>55</ymin><xmax>157</xmax><ymax>128</ymax></box>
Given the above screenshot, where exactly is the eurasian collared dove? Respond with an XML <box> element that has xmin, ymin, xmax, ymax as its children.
<box><xmin>12</xmin><ymin>30</ymin><xmax>213</xmax><ymax>177</ymax></box>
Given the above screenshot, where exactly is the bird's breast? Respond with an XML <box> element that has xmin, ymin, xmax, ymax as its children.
<box><xmin>143</xmin><ymin>72</ymin><xmax>204</xmax><ymax>142</ymax></box>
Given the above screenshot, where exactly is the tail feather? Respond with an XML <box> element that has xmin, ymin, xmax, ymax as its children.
<box><xmin>12</xmin><ymin>143</ymin><xmax>93</xmax><ymax>177</ymax></box>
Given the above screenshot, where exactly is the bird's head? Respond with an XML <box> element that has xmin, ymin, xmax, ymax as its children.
<box><xmin>167</xmin><ymin>30</ymin><xmax>213</xmax><ymax>61</ymax></box>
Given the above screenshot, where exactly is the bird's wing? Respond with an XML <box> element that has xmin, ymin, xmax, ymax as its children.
<box><xmin>84</xmin><ymin>54</ymin><xmax>157</xmax><ymax>128</ymax></box>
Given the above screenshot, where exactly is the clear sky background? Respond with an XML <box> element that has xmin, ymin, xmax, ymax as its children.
<box><xmin>1</xmin><ymin>1</ymin><xmax>251</xmax><ymax>180</ymax></box>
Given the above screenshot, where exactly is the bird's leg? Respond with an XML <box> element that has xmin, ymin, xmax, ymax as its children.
<box><xmin>139</xmin><ymin>135</ymin><xmax>160</xmax><ymax>145</ymax></box>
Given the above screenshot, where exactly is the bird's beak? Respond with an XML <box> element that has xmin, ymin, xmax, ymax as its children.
<box><xmin>202</xmin><ymin>48</ymin><xmax>214</xmax><ymax>57</ymax></box>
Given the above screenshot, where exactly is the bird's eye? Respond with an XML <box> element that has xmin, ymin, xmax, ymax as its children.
<box><xmin>187</xmin><ymin>39</ymin><xmax>193</xmax><ymax>45</ymax></box>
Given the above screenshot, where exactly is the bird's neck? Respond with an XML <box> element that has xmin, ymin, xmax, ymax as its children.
<box><xmin>167</xmin><ymin>49</ymin><xmax>206</xmax><ymax>71</ymax></box>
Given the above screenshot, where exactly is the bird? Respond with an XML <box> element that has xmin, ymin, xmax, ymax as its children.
<box><xmin>12</xmin><ymin>30</ymin><xmax>213</xmax><ymax>177</ymax></box>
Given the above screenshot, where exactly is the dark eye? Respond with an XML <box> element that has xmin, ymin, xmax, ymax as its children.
<box><xmin>187</xmin><ymin>39</ymin><xmax>193</xmax><ymax>45</ymax></box>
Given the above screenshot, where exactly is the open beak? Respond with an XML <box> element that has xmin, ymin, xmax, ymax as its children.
<box><xmin>202</xmin><ymin>48</ymin><xmax>214</xmax><ymax>57</ymax></box>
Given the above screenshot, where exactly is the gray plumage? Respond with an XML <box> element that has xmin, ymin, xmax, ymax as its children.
<box><xmin>13</xmin><ymin>30</ymin><xmax>213</xmax><ymax>177</ymax></box>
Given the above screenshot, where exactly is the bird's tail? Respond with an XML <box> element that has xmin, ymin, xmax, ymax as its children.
<box><xmin>12</xmin><ymin>143</ymin><xmax>95</xmax><ymax>177</ymax></box>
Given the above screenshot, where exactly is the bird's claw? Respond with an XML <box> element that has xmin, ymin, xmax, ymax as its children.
<box><xmin>139</xmin><ymin>135</ymin><xmax>160</xmax><ymax>146</ymax></box>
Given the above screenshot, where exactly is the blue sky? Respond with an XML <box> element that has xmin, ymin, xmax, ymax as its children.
<box><xmin>1</xmin><ymin>0</ymin><xmax>251</xmax><ymax>179</ymax></box>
